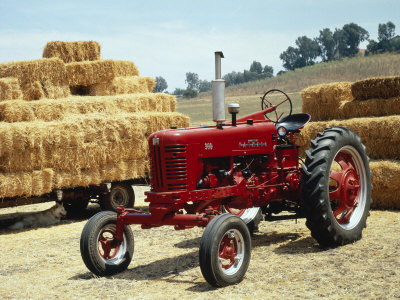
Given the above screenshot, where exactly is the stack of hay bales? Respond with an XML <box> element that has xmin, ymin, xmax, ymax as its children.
<box><xmin>0</xmin><ymin>41</ymin><xmax>189</xmax><ymax>199</ymax></box>
<box><xmin>299</xmin><ymin>76</ymin><xmax>400</xmax><ymax>209</ymax></box>
<box><xmin>0</xmin><ymin>58</ymin><xmax>70</xmax><ymax>100</ymax></box>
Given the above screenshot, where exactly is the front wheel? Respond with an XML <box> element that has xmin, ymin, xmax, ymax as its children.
<box><xmin>302</xmin><ymin>127</ymin><xmax>371</xmax><ymax>247</ymax></box>
<box><xmin>199</xmin><ymin>214</ymin><xmax>251</xmax><ymax>287</ymax></box>
<box><xmin>80</xmin><ymin>211</ymin><xmax>134</xmax><ymax>276</ymax></box>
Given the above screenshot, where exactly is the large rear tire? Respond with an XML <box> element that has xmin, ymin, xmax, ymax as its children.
<box><xmin>199</xmin><ymin>214</ymin><xmax>251</xmax><ymax>287</ymax></box>
<box><xmin>80</xmin><ymin>211</ymin><xmax>134</xmax><ymax>276</ymax></box>
<box><xmin>301</xmin><ymin>127</ymin><xmax>371</xmax><ymax>247</ymax></box>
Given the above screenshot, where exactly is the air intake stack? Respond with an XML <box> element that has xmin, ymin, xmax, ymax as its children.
<box><xmin>212</xmin><ymin>51</ymin><xmax>225</xmax><ymax>125</ymax></box>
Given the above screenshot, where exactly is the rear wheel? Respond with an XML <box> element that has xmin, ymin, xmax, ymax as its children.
<box><xmin>100</xmin><ymin>183</ymin><xmax>135</xmax><ymax>211</ymax></box>
<box><xmin>199</xmin><ymin>214</ymin><xmax>251</xmax><ymax>287</ymax></box>
<box><xmin>302</xmin><ymin>127</ymin><xmax>371</xmax><ymax>246</ymax></box>
<box><xmin>80</xmin><ymin>211</ymin><xmax>134</xmax><ymax>276</ymax></box>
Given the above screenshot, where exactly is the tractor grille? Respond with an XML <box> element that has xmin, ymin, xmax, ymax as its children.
<box><xmin>151</xmin><ymin>145</ymin><xmax>164</xmax><ymax>188</ymax></box>
<box><xmin>165</xmin><ymin>146</ymin><xmax>187</xmax><ymax>190</ymax></box>
<box><xmin>151</xmin><ymin>145</ymin><xmax>188</xmax><ymax>191</ymax></box>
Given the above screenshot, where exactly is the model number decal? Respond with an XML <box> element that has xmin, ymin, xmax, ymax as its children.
<box><xmin>239</xmin><ymin>139</ymin><xmax>267</xmax><ymax>148</ymax></box>
<box><xmin>205</xmin><ymin>143</ymin><xmax>213</xmax><ymax>150</ymax></box>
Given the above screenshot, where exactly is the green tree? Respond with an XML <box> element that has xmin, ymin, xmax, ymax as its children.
<box><xmin>243</xmin><ymin>70</ymin><xmax>259</xmax><ymax>82</ymax></box>
<box><xmin>249</xmin><ymin>61</ymin><xmax>263</xmax><ymax>74</ymax></box>
<box><xmin>153</xmin><ymin>76</ymin><xmax>168</xmax><ymax>93</ymax></box>
<box><xmin>223</xmin><ymin>71</ymin><xmax>245</xmax><ymax>86</ymax></box>
<box><xmin>185</xmin><ymin>72</ymin><xmax>200</xmax><ymax>90</ymax></box>
<box><xmin>318</xmin><ymin>28</ymin><xmax>335</xmax><ymax>61</ymax></box>
<box><xmin>295</xmin><ymin>35</ymin><xmax>320</xmax><ymax>66</ymax></box>
<box><xmin>198</xmin><ymin>80</ymin><xmax>212</xmax><ymax>93</ymax></box>
<box><xmin>336</xmin><ymin>23</ymin><xmax>369</xmax><ymax>57</ymax></box>
<box><xmin>173</xmin><ymin>88</ymin><xmax>185</xmax><ymax>96</ymax></box>
<box><xmin>332</xmin><ymin>28</ymin><xmax>347</xmax><ymax>59</ymax></box>
<box><xmin>280</xmin><ymin>46</ymin><xmax>301</xmax><ymax>71</ymax></box>
<box><xmin>223</xmin><ymin>72</ymin><xmax>234</xmax><ymax>87</ymax></box>
<box><xmin>367</xmin><ymin>21</ymin><xmax>397</xmax><ymax>54</ymax></box>
<box><xmin>378</xmin><ymin>21</ymin><xmax>396</xmax><ymax>41</ymax></box>
<box><xmin>183</xmin><ymin>88</ymin><xmax>198</xmax><ymax>98</ymax></box>
<box><xmin>262</xmin><ymin>65</ymin><xmax>274</xmax><ymax>78</ymax></box>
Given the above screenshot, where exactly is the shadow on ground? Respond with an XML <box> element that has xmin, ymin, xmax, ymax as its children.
<box><xmin>71</xmin><ymin>250</ymin><xmax>199</xmax><ymax>281</ymax></box>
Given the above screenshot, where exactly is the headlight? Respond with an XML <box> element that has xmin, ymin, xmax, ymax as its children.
<box><xmin>277</xmin><ymin>126</ymin><xmax>287</xmax><ymax>137</ymax></box>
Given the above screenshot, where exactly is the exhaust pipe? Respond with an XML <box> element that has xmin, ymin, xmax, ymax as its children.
<box><xmin>212</xmin><ymin>51</ymin><xmax>225</xmax><ymax>125</ymax></box>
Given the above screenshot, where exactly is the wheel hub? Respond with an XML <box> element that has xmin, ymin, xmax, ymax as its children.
<box><xmin>329</xmin><ymin>152</ymin><xmax>361</xmax><ymax>224</ymax></box>
<box><xmin>342</xmin><ymin>170</ymin><xmax>360</xmax><ymax>207</ymax></box>
<box><xmin>219</xmin><ymin>233</ymin><xmax>239</xmax><ymax>270</ymax></box>
<box><xmin>98</xmin><ymin>229</ymin><xmax>121</xmax><ymax>259</ymax></box>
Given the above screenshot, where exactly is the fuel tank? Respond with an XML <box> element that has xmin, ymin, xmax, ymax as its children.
<box><xmin>148</xmin><ymin>121</ymin><xmax>277</xmax><ymax>192</ymax></box>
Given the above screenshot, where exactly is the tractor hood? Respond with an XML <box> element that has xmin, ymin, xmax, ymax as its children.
<box><xmin>149</xmin><ymin>121</ymin><xmax>277</xmax><ymax>158</ymax></box>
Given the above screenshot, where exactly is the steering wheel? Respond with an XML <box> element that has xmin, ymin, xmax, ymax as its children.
<box><xmin>261</xmin><ymin>89</ymin><xmax>292</xmax><ymax>123</ymax></box>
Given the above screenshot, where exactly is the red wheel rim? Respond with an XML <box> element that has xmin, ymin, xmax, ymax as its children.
<box><xmin>224</xmin><ymin>205</ymin><xmax>245</xmax><ymax>217</ymax></box>
<box><xmin>218</xmin><ymin>233</ymin><xmax>239</xmax><ymax>270</ymax></box>
<box><xmin>98</xmin><ymin>228</ymin><xmax>121</xmax><ymax>259</ymax></box>
<box><xmin>329</xmin><ymin>151</ymin><xmax>361</xmax><ymax>225</ymax></box>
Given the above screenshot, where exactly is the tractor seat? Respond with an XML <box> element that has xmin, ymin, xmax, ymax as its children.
<box><xmin>276</xmin><ymin>113</ymin><xmax>311</xmax><ymax>131</ymax></box>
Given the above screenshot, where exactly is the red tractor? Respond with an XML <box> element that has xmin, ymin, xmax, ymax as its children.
<box><xmin>80</xmin><ymin>52</ymin><xmax>371</xmax><ymax>287</ymax></box>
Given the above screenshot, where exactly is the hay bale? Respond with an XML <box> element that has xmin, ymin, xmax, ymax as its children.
<box><xmin>20</xmin><ymin>81</ymin><xmax>45</xmax><ymax>100</ymax></box>
<box><xmin>339</xmin><ymin>96</ymin><xmax>400</xmax><ymax>119</ymax></box>
<box><xmin>0</xmin><ymin>58</ymin><xmax>70</xmax><ymax>100</ymax></box>
<box><xmin>296</xmin><ymin>115</ymin><xmax>400</xmax><ymax>159</ymax></box>
<box><xmin>0</xmin><ymin>112</ymin><xmax>189</xmax><ymax>174</ymax></box>
<box><xmin>0</xmin><ymin>111</ymin><xmax>188</xmax><ymax>197</ymax></box>
<box><xmin>352</xmin><ymin>76</ymin><xmax>400</xmax><ymax>100</ymax></box>
<box><xmin>54</xmin><ymin>159</ymin><xmax>148</xmax><ymax>189</ymax></box>
<box><xmin>370</xmin><ymin>160</ymin><xmax>400</xmax><ymax>210</ymax></box>
<box><xmin>0</xmin><ymin>169</ymin><xmax>54</xmax><ymax>198</ymax></box>
<box><xmin>89</xmin><ymin>76</ymin><xmax>156</xmax><ymax>96</ymax></box>
<box><xmin>66</xmin><ymin>60</ymin><xmax>139</xmax><ymax>86</ymax></box>
<box><xmin>43</xmin><ymin>41</ymin><xmax>101</xmax><ymax>63</ymax></box>
<box><xmin>0</xmin><ymin>93</ymin><xmax>177</xmax><ymax>122</ymax></box>
<box><xmin>301</xmin><ymin>82</ymin><xmax>353</xmax><ymax>121</ymax></box>
<box><xmin>0</xmin><ymin>77</ymin><xmax>22</xmax><ymax>100</ymax></box>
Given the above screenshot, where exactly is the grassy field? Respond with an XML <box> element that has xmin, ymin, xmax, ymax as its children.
<box><xmin>0</xmin><ymin>192</ymin><xmax>399</xmax><ymax>299</ymax></box>
<box><xmin>197</xmin><ymin>53</ymin><xmax>400</xmax><ymax>99</ymax></box>
<box><xmin>177</xmin><ymin>92</ymin><xmax>302</xmax><ymax>126</ymax></box>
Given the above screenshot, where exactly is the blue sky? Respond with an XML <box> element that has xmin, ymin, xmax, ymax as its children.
<box><xmin>1</xmin><ymin>0</ymin><xmax>399</xmax><ymax>91</ymax></box>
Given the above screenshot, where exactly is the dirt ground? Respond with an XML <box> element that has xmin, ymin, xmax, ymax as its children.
<box><xmin>0</xmin><ymin>186</ymin><xmax>399</xmax><ymax>299</ymax></box>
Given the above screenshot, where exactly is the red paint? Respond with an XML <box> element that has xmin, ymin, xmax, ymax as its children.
<box><xmin>329</xmin><ymin>151</ymin><xmax>361</xmax><ymax>224</ymax></box>
<box><xmin>115</xmin><ymin>107</ymin><xmax>307</xmax><ymax>235</ymax></box>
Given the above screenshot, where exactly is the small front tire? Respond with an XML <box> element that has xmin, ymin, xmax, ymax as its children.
<box><xmin>80</xmin><ymin>211</ymin><xmax>134</xmax><ymax>276</ymax></box>
<box><xmin>199</xmin><ymin>214</ymin><xmax>251</xmax><ymax>287</ymax></box>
